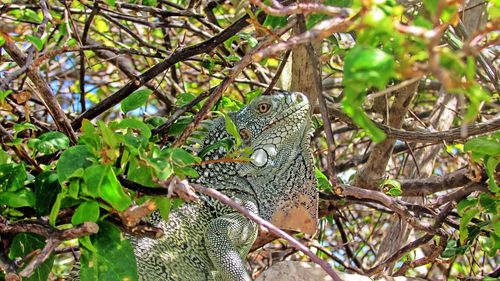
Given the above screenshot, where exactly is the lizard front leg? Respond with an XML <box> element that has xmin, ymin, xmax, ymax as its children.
<box><xmin>205</xmin><ymin>212</ymin><xmax>258</xmax><ymax>281</ymax></box>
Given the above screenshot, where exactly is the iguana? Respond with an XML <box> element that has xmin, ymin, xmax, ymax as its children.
<box><xmin>77</xmin><ymin>91</ymin><xmax>318</xmax><ymax>280</ymax></box>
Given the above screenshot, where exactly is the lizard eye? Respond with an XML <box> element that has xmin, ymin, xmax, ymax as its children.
<box><xmin>257</xmin><ymin>103</ymin><xmax>271</xmax><ymax>113</ymax></box>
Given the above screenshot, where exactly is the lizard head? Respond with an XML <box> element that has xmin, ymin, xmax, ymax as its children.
<box><xmin>235</xmin><ymin>91</ymin><xmax>311</xmax><ymax>166</ymax></box>
<box><xmin>235</xmin><ymin>91</ymin><xmax>318</xmax><ymax>235</ymax></box>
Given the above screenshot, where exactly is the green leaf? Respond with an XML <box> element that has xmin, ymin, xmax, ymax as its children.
<box><xmin>0</xmin><ymin>189</ymin><xmax>35</xmax><ymax>208</ymax></box>
<box><xmin>142</xmin><ymin>0</ymin><xmax>157</xmax><ymax>6</ymax></box>
<box><xmin>117</xmin><ymin>118</ymin><xmax>152</xmax><ymax>139</ymax></box>
<box><xmin>176</xmin><ymin>92</ymin><xmax>197</xmax><ymax>107</ymax></box>
<box><xmin>80</xmin><ymin>222</ymin><xmax>138</xmax><ymax>281</ymax></box>
<box><xmin>127</xmin><ymin>156</ymin><xmax>158</xmax><ymax>187</ymax></box>
<box><xmin>49</xmin><ymin>192</ymin><xmax>64</xmax><ymax>226</ymax></box>
<box><xmin>154</xmin><ymin>196</ymin><xmax>172</xmax><ymax>221</ymax></box>
<box><xmin>485</xmin><ymin>156</ymin><xmax>499</xmax><ymax>192</ymax></box>
<box><xmin>79</xmin><ymin>235</ymin><xmax>97</xmax><ymax>253</ymax></box>
<box><xmin>381</xmin><ymin>179</ymin><xmax>402</xmax><ymax>196</ymax></box>
<box><xmin>464</xmin><ymin>137</ymin><xmax>500</xmax><ymax>156</ymax></box>
<box><xmin>341</xmin><ymin>46</ymin><xmax>394</xmax><ymax>143</ymax></box>
<box><xmin>57</xmin><ymin>145</ymin><xmax>95</xmax><ymax>182</ymax></box>
<box><xmin>21</xmin><ymin>9</ymin><xmax>43</xmax><ymax>23</ymax></box>
<box><xmin>121</xmin><ymin>89</ymin><xmax>152</xmax><ymax>113</ymax></box>
<box><xmin>116</xmin><ymin>118</ymin><xmax>152</xmax><ymax>148</ymax></box>
<box><xmin>441</xmin><ymin>240</ymin><xmax>469</xmax><ymax>258</ymax></box>
<box><xmin>246</xmin><ymin>89</ymin><xmax>262</xmax><ymax>103</ymax></box>
<box><xmin>0</xmin><ymin>150</ymin><xmax>11</xmax><ymax>164</ymax></box>
<box><xmin>107</xmin><ymin>0</ymin><xmax>116</xmax><ymax>6</ymax></box>
<box><xmin>0</xmin><ymin>163</ymin><xmax>27</xmax><ymax>192</ymax></box>
<box><xmin>98</xmin><ymin>120</ymin><xmax>119</xmax><ymax>148</ymax></box>
<box><xmin>457</xmin><ymin>197</ymin><xmax>477</xmax><ymax>216</ymax></box>
<box><xmin>144</xmin><ymin>116</ymin><xmax>167</xmax><ymax>128</ymax></box>
<box><xmin>198</xmin><ymin>138</ymin><xmax>234</xmax><ymax>159</ymax></box>
<box><xmin>164</xmin><ymin>148</ymin><xmax>201</xmax><ymax>167</ymax></box>
<box><xmin>173</xmin><ymin>166</ymin><xmax>199</xmax><ymax>179</ymax></box>
<box><xmin>441</xmin><ymin>240</ymin><xmax>458</xmax><ymax>258</ymax></box>
<box><xmin>479</xmin><ymin>194</ymin><xmax>497</xmax><ymax>214</ymax></box>
<box><xmin>463</xmin><ymin>85</ymin><xmax>490</xmax><ymax>122</ymax></box>
<box><xmin>239</xmin><ymin>32</ymin><xmax>258</xmax><ymax>48</ymax></box>
<box><xmin>201</xmin><ymin>58</ymin><xmax>215</xmax><ymax>72</ymax></box>
<box><xmin>306</xmin><ymin>13</ymin><xmax>328</xmax><ymax>29</ymax></box>
<box><xmin>34</xmin><ymin>172</ymin><xmax>61</xmax><ymax>216</ymax></box>
<box><xmin>460</xmin><ymin>208</ymin><xmax>480</xmax><ymax>244</ymax></box>
<box><xmin>68</xmin><ymin>179</ymin><xmax>80</xmax><ymax>199</ymax></box>
<box><xmin>0</xmin><ymin>35</ymin><xmax>5</xmax><ymax>47</ymax></box>
<box><xmin>32</xmin><ymin>131</ymin><xmax>70</xmax><ymax>154</ymax></box>
<box><xmin>26</xmin><ymin>35</ymin><xmax>44</xmax><ymax>51</ymax></box>
<box><xmin>263</xmin><ymin>15</ymin><xmax>287</xmax><ymax>28</ymax></box>
<box><xmin>343</xmin><ymin>46</ymin><xmax>395</xmax><ymax>92</ymax></box>
<box><xmin>145</xmin><ymin>150</ymin><xmax>174</xmax><ymax>180</ymax></box>
<box><xmin>72</xmin><ymin>200</ymin><xmax>100</xmax><ymax>225</ymax></box>
<box><xmin>9</xmin><ymin>233</ymin><xmax>55</xmax><ymax>281</ymax></box>
<box><xmin>95</xmin><ymin>17</ymin><xmax>109</xmax><ymax>33</ymax></box>
<box><xmin>341</xmin><ymin>104</ymin><xmax>386</xmax><ymax>142</ymax></box>
<box><xmin>213</xmin><ymin>111</ymin><xmax>242</xmax><ymax>148</ymax></box>
<box><xmin>13</xmin><ymin>122</ymin><xmax>36</xmax><ymax>135</ymax></box>
<box><xmin>168</xmin><ymin>116</ymin><xmax>193</xmax><ymax>137</ymax></box>
<box><xmin>80</xmin><ymin>119</ymin><xmax>101</xmax><ymax>150</ymax></box>
<box><xmin>423</xmin><ymin>0</ymin><xmax>438</xmax><ymax>14</ymax></box>
<box><xmin>67</xmin><ymin>38</ymin><xmax>77</xmax><ymax>46</ymax></box>
<box><xmin>83</xmin><ymin>164</ymin><xmax>131</xmax><ymax>212</ymax></box>
<box><xmin>220</xmin><ymin>97</ymin><xmax>243</xmax><ymax>112</ymax></box>
<box><xmin>0</xmin><ymin>89</ymin><xmax>12</xmax><ymax>101</ymax></box>
<box><xmin>315</xmin><ymin>168</ymin><xmax>332</xmax><ymax>191</ymax></box>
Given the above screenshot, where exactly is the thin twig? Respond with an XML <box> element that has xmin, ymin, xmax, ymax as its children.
<box><xmin>341</xmin><ymin>184</ymin><xmax>439</xmax><ymax>235</ymax></box>
<box><xmin>2</xmin><ymin>35</ymin><xmax>78</xmax><ymax>144</ymax></box>
<box><xmin>0</xmin><ymin>217</ymin><xmax>99</xmax><ymax>278</ymax></box>
<box><xmin>71</xmin><ymin>14</ymin><xmax>260</xmax><ymax>130</ymax></box>
<box><xmin>152</xmin><ymin>88</ymin><xmax>213</xmax><ymax>136</ymax></box>
<box><xmin>250</xmin><ymin>0</ymin><xmax>351</xmax><ymax>17</ymax></box>
<box><xmin>190</xmin><ymin>183</ymin><xmax>343</xmax><ymax>281</ymax></box>
<box><xmin>326</xmin><ymin>102</ymin><xmax>500</xmax><ymax>143</ymax></box>
<box><xmin>173</xmin><ymin>19</ymin><xmax>297</xmax><ymax>147</ymax></box>
<box><xmin>262</xmin><ymin>49</ymin><xmax>291</xmax><ymax>95</ymax></box>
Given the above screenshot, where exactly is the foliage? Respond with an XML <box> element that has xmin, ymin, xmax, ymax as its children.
<box><xmin>0</xmin><ymin>0</ymin><xmax>498</xmax><ymax>280</ymax></box>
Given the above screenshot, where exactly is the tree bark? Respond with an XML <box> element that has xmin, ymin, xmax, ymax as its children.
<box><xmin>374</xmin><ymin>0</ymin><xmax>488</xmax><ymax>274</ymax></box>
<box><xmin>375</xmin><ymin>91</ymin><xmax>458</xmax><ymax>272</ymax></box>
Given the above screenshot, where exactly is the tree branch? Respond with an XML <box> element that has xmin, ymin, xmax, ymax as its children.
<box><xmin>0</xmin><ymin>217</ymin><xmax>98</xmax><ymax>278</ymax></box>
<box><xmin>327</xmin><ymin>102</ymin><xmax>500</xmax><ymax>143</ymax></box>
<box><xmin>172</xmin><ymin>18</ymin><xmax>296</xmax><ymax>147</ymax></box>
<box><xmin>2</xmin><ymin>30</ymin><xmax>78</xmax><ymax>144</ymax></box>
<box><xmin>400</xmin><ymin>167</ymin><xmax>482</xmax><ymax>196</ymax></box>
<box><xmin>71</xmin><ymin>13</ymin><xmax>262</xmax><ymax>130</ymax></box>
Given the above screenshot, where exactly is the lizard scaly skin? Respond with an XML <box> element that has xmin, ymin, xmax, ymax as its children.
<box><xmin>131</xmin><ymin>91</ymin><xmax>317</xmax><ymax>280</ymax></box>
<box><xmin>71</xmin><ymin>91</ymin><xmax>317</xmax><ymax>281</ymax></box>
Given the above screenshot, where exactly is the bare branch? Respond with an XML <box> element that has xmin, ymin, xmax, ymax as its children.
<box><xmin>2</xmin><ymin>37</ymin><xmax>78</xmax><ymax>144</ymax></box>
<box><xmin>327</xmin><ymin>103</ymin><xmax>500</xmax><ymax>143</ymax></box>
<box><xmin>250</xmin><ymin>0</ymin><xmax>351</xmax><ymax>17</ymax></box>
<box><xmin>71</xmin><ymin>13</ymin><xmax>261</xmax><ymax>130</ymax></box>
